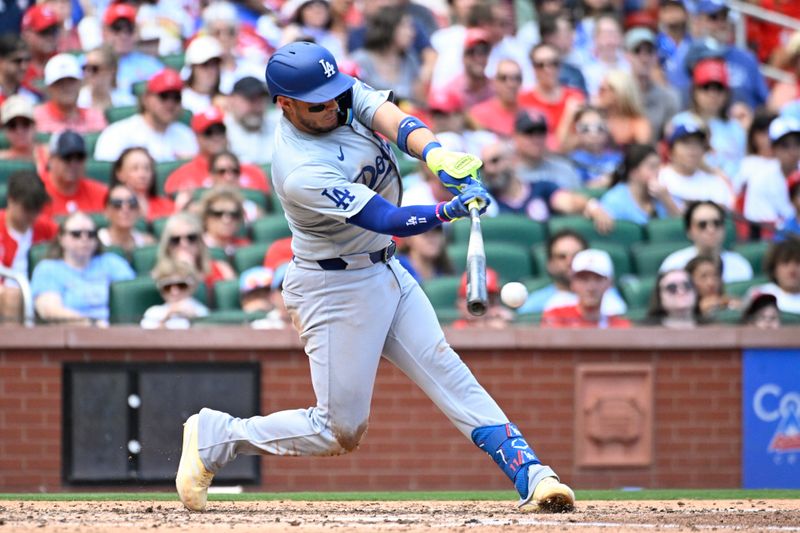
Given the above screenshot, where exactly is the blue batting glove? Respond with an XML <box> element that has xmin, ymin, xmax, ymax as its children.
<box><xmin>439</xmin><ymin>184</ymin><xmax>491</xmax><ymax>221</ymax></box>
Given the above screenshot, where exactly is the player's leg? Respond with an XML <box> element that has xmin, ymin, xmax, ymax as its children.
<box><xmin>380</xmin><ymin>260</ymin><xmax>574</xmax><ymax>512</ymax></box>
<box><xmin>177</xmin><ymin>262</ymin><xmax>398</xmax><ymax>510</ymax></box>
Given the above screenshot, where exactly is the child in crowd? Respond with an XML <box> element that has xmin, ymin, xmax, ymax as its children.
<box><xmin>141</xmin><ymin>259</ymin><xmax>208</xmax><ymax>329</ymax></box>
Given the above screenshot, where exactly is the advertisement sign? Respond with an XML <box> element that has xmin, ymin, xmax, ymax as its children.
<box><xmin>743</xmin><ymin>349</ymin><xmax>800</xmax><ymax>488</ymax></box>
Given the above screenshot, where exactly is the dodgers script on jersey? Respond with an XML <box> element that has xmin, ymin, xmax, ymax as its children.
<box><xmin>271</xmin><ymin>81</ymin><xmax>401</xmax><ymax>260</ymax></box>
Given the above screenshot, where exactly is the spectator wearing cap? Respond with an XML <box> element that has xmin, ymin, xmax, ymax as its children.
<box><xmin>468</xmin><ymin>59</ymin><xmax>525</xmax><ymax>138</ymax></box>
<box><xmin>625</xmin><ymin>26</ymin><xmax>679</xmax><ymax>141</ymax></box>
<box><xmin>350</xmin><ymin>6</ymin><xmax>425</xmax><ymax>107</ymax></box>
<box><xmin>426</xmin><ymin>90</ymin><xmax>467</xmax><ymax>137</ymax></box>
<box><xmin>33</xmin><ymin>53</ymin><xmax>107</xmax><ymax>135</ymax></box>
<box><xmin>657</xmin><ymin>0</ymin><xmax>692</xmax><ymax>90</ymax></box>
<box><xmin>513</xmin><ymin>109</ymin><xmax>582</xmax><ymax>191</ymax></box>
<box><xmin>441</xmin><ymin>27</ymin><xmax>495</xmax><ymax>109</ymax></box>
<box><xmin>181</xmin><ymin>36</ymin><xmax>223</xmax><ymax>115</ymax></box>
<box><xmin>77</xmin><ymin>46</ymin><xmax>136</xmax><ymax>113</ymax></box>
<box><xmin>672</xmin><ymin>58</ymin><xmax>745</xmax><ymax>179</ymax></box>
<box><xmin>742</xmin><ymin>116</ymin><xmax>800</xmax><ymax>229</ymax></box>
<box><xmin>741</xmin><ymin>292</ymin><xmax>781</xmax><ymax>329</ymax></box>
<box><xmin>518</xmin><ymin>43</ymin><xmax>585</xmax><ymax>152</ymax></box>
<box><xmin>239</xmin><ymin>265</ymin><xmax>291</xmax><ymax>330</ymax></box>
<box><xmin>0</xmin><ymin>95</ymin><xmax>48</xmax><ymax>168</ymax></box>
<box><xmin>451</xmin><ymin>267</ymin><xmax>513</xmax><ymax>330</ymax></box>
<box><xmin>541</xmin><ymin>249</ymin><xmax>631</xmax><ymax>329</ymax></box>
<box><xmin>164</xmin><ymin>106</ymin><xmax>269</xmax><ymax>208</ymax></box>
<box><xmin>769</xmin><ymin>32</ymin><xmax>800</xmax><ymax>114</ymax></box>
<box><xmin>94</xmin><ymin>69</ymin><xmax>198</xmax><ymax>162</ymax></box>
<box><xmin>0</xmin><ymin>35</ymin><xmax>38</xmax><ymax>105</ymax></box>
<box><xmin>481</xmin><ymin>137</ymin><xmax>614</xmax><ymax>231</ymax></box>
<box><xmin>224</xmin><ymin>76</ymin><xmax>280</xmax><ymax>165</ymax></box>
<box><xmin>659</xmin><ymin>200</ymin><xmax>752</xmax><ymax>283</ymax></box>
<box><xmin>580</xmin><ymin>14</ymin><xmax>631</xmax><ymax>100</ymax></box>
<box><xmin>40</xmin><ymin>130</ymin><xmax>108</xmax><ymax>219</ymax></box>
<box><xmin>20</xmin><ymin>4</ymin><xmax>61</xmax><ymax>92</ymax></box>
<box><xmin>751</xmin><ymin>240</ymin><xmax>800</xmax><ymax>314</ymax></box>
<box><xmin>658</xmin><ymin>116</ymin><xmax>733</xmax><ymax>209</ymax></box>
<box><xmin>537</xmin><ymin>13</ymin><xmax>588</xmax><ymax>95</ymax></box>
<box><xmin>774</xmin><ymin>172</ymin><xmax>800</xmax><ymax>243</ymax></box>
<box><xmin>102</xmin><ymin>3</ymin><xmax>163</xmax><ymax>93</ymax></box>
<box><xmin>0</xmin><ymin>170</ymin><xmax>57</xmax><ymax>322</ymax></box>
<box><xmin>141</xmin><ymin>258</ymin><xmax>208</xmax><ymax>330</ymax></box>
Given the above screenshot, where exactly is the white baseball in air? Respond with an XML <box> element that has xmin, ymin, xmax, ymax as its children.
<box><xmin>501</xmin><ymin>282</ymin><xmax>528</xmax><ymax>309</ymax></box>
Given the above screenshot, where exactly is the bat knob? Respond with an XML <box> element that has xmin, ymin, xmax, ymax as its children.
<box><xmin>468</xmin><ymin>300</ymin><xmax>487</xmax><ymax>316</ymax></box>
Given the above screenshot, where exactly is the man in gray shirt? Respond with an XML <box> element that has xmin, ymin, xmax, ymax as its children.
<box><xmin>223</xmin><ymin>76</ymin><xmax>280</xmax><ymax>165</ymax></box>
<box><xmin>514</xmin><ymin>109</ymin><xmax>582</xmax><ymax>190</ymax></box>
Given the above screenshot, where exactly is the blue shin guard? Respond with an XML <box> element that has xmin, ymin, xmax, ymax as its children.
<box><xmin>472</xmin><ymin>423</ymin><xmax>541</xmax><ymax>498</ymax></box>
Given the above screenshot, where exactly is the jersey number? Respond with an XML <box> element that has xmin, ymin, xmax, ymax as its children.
<box><xmin>321</xmin><ymin>187</ymin><xmax>356</xmax><ymax>210</ymax></box>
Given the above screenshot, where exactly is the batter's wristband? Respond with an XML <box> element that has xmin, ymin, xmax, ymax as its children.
<box><xmin>422</xmin><ymin>141</ymin><xmax>442</xmax><ymax>161</ymax></box>
<box><xmin>397</xmin><ymin>116</ymin><xmax>428</xmax><ymax>156</ymax></box>
<box><xmin>435</xmin><ymin>201</ymin><xmax>450</xmax><ymax>222</ymax></box>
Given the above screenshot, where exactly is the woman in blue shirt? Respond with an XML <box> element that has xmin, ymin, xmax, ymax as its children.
<box><xmin>31</xmin><ymin>211</ymin><xmax>135</xmax><ymax>325</ymax></box>
<box><xmin>600</xmin><ymin>143</ymin><xmax>681</xmax><ymax>224</ymax></box>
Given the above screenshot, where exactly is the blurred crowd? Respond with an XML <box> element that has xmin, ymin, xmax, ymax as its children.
<box><xmin>0</xmin><ymin>0</ymin><xmax>798</xmax><ymax>330</ymax></box>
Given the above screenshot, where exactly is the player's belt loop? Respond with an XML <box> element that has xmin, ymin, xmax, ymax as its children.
<box><xmin>315</xmin><ymin>242</ymin><xmax>397</xmax><ymax>270</ymax></box>
<box><xmin>369</xmin><ymin>241</ymin><xmax>396</xmax><ymax>264</ymax></box>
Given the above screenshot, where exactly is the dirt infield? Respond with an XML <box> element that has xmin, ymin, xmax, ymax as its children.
<box><xmin>2</xmin><ymin>499</ymin><xmax>800</xmax><ymax>532</ymax></box>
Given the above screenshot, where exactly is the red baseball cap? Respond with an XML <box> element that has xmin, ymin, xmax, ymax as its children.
<box><xmin>428</xmin><ymin>88</ymin><xmax>464</xmax><ymax>114</ymax></box>
<box><xmin>190</xmin><ymin>106</ymin><xmax>225</xmax><ymax>133</ymax></box>
<box><xmin>103</xmin><ymin>3</ymin><xmax>137</xmax><ymax>26</ymax></box>
<box><xmin>146</xmin><ymin>69</ymin><xmax>183</xmax><ymax>94</ymax></box>
<box><xmin>464</xmin><ymin>28</ymin><xmax>491</xmax><ymax>50</ymax></box>
<box><xmin>693</xmin><ymin>58</ymin><xmax>728</xmax><ymax>87</ymax></box>
<box><xmin>21</xmin><ymin>4</ymin><xmax>60</xmax><ymax>32</ymax></box>
<box><xmin>263</xmin><ymin>237</ymin><xmax>293</xmax><ymax>270</ymax></box>
<box><xmin>458</xmin><ymin>267</ymin><xmax>500</xmax><ymax>298</ymax></box>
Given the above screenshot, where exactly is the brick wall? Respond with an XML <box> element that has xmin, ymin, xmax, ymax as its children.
<box><xmin>0</xmin><ymin>326</ymin><xmax>767</xmax><ymax>493</ymax></box>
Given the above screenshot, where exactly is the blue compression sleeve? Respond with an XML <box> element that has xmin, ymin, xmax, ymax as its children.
<box><xmin>347</xmin><ymin>194</ymin><xmax>443</xmax><ymax>237</ymax></box>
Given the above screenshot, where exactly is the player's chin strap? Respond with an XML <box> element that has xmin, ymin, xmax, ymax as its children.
<box><xmin>472</xmin><ymin>423</ymin><xmax>542</xmax><ymax>499</ymax></box>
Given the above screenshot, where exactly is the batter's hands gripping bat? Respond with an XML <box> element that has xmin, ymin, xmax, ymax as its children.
<box><xmin>466</xmin><ymin>200</ymin><xmax>488</xmax><ymax>316</ymax></box>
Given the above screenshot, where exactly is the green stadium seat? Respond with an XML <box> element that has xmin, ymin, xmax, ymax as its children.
<box><xmin>84</xmin><ymin>159</ymin><xmax>114</xmax><ymax>184</ymax></box>
<box><xmin>435</xmin><ymin>307</ymin><xmax>460</xmax><ymax>325</ymax></box>
<box><xmin>531</xmin><ymin>243</ymin><xmax>548</xmax><ymax>277</ymax></box>
<box><xmin>209</xmin><ymin>246</ymin><xmax>228</xmax><ymax>262</ymax></box>
<box><xmin>214</xmin><ymin>279</ymin><xmax>241</xmax><ymax>311</ymax></box>
<box><xmin>646</xmin><ymin>217</ymin><xmax>687</xmax><ymax>243</ymax></box>
<box><xmin>0</xmin><ymin>159</ymin><xmax>36</xmax><ymax>185</ymax></box>
<box><xmin>447</xmin><ymin>242</ymin><xmax>533</xmax><ymax>282</ymax></box>
<box><xmin>160</xmin><ymin>52</ymin><xmax>185</xmax><ymax>71</ymax></box>
<box><xmin>714</xmin><ymin>308</ymin><xmax>744</xmax><ymax>325</ymax></box>
<box><xmin>623</xmin><ymin>307</ymin><xmax>650</xmax><ymax>323</ymax></box>
<box><xmin>105</xmin><ymin>105</ymin><xmax>138</xmax><ymax>124</ymax></box>
<box><xmin>251</xmin><ymin>215</ymin><xmax>292</xmax><ymax>243</ymax></box>
<box><xmin>521</xmin><ymin>276</ymin><xmax>551</xmax><ymax>293</ymax></box>
<box><xmin>83</xmin><ymin>131</ymin><xmax>101</xmax><ymax>156</ymax></box>
<box><xmin>132</xmin><ymin>244</ymin><xmax>158</xmax><ymax>275</ymax></box>
<box><xmin>193</xmin><ymin>309</ymin><xmax>266</xmax><ymax>325</ymax></box>
<box><xmin>233</xmin><ymin>242</ymin><xmax>269</xmax><ymax>273</ymax></box>
<box><xmin>618</xmin><ymin>274</ymin><xmax>656</xmax><ymax>310</ymax></box>
<box><xmin>421</xmin><ymin>275</ymin><xmax>460</xmax><ymax>310</ymax></box>
<box><xmin>391</xmin><ymin>144</ymin><xmax>419</xmax><ymax>176</ymax></box>
<box><xmin>450</xmin><ymin>214</ymin><xmax>547</xmax><ymax>248</ymax></box>
<box><xmin>513</xmin><ymin>312</ymin><xmax>541</xmax><ymax>324</ymax></box>
<box><xmin>0</xmin><ymin>131</ymin><xmax>9</xmax><ymax>149</ymax></box>
<box><xmin>548</xmin><ymin>215</ymin><xmax>644</xmax><ymax>245</ymax></box>
<box><xmin>132</xmin><ymin>80</ymin><xmax>147</xmax><ymax>97</ymax></box>
<box><xmin>28</xmin><ymin>242</ymin><xmax>51</xmax><ymax>278</ymax></box>
<box><xmin>725</xmin><ymin>276</ymin><xmax>768</xmax><ymax>298</ymax></box>
<box><xmin>34</xmin><ymin>132</ymin><xmax>51</xmax><ymax>145</ymax></box>
<box><xmin>576</xmin><ymin>186</ymin><xmax>607</xmax><ymax>200</ymax></box>
<box><xmin>590</xmin><ymin>240</ymin><xmax>633</xmax><ymax>277</ymax></box>
<box><xmin>629</xmin><ymin>240</ymin><xmax>687</xmax><ymax>276</ymax></box>
<box><xmin>178</xmin><ymin>108</ymin><xmax>192</xmax><ymax>126</ymax></box>
<box><xmin>266</xmin><ymin>191</ymin><xmax>284</xmax><ymax>214</ymax></box>
<box><xmin>155</xmin><ymin>159</ymin><xmax>189</xmax><ymax>196</ymax></box>
<box><xmin>733</xmin><ymin>241</ymin><xmax>770</xmax><ymax>276</ymax></box>
<box><xmin>108</xmin><ymin>278</ymin><xmax>206</xmax><ymax>324</ymax></box>
<box><xmin>780</xmin><ymin>312</ymin><xmax>800</xmax><ymax>326</ymax></box>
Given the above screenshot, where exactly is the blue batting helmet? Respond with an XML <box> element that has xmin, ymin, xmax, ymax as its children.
<box><xmin>265</xmin><ymin>42</ymin><xmax>355</xmax><ymax>104</ymax></box>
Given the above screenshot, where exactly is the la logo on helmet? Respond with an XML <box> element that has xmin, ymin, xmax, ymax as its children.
<box><xmin>319</xmin><ymin>59</ymin><xmax>336</xmax><ymax>78</ymax></box>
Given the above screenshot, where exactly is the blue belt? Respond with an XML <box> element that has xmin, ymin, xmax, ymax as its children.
<box><xmin>316</xmin><ymin>241</ymin><xmax>397</xmax><ymax>271</ymax></box>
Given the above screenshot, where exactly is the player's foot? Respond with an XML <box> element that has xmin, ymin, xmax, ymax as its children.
<box><xmin>519</xmin><ymin>476</ymin><xmax>575</xmax><ymax>513</ymax></box>
<box><xmin>175</xmin><ymin>414</ymin><xmax>214</xmax><ymax>511</ymax></box>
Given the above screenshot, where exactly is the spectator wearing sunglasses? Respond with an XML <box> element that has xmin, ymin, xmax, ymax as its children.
<box><xmin>568</xmin><ymin>107</ymin><xmax>621</xmax><ymax>187</ymax></box>
<box><xmin>468</xmin><ymin>59</ymin><xmax>525</xmax><ymax>138</ymax></box>
<box><xmin>164</xmin><ymin>107</ymin><xmax>269</xmax><ymax>209</ymax></box>
<box><xmin>94</xmin><ymin>69</ymin><xmax>198</xmax><ymax>162</ymax></box>
<box><xmin>197</xmin><ymin>186</ymin><xmax>250</xmax><ymax>259</ymax></box>
<box><xmin>77</xmin><ymin>46</ymin><xmax>135</xmax><ymax>113</ymax></box>
<box><xmin>33</xmin><ymin>53</ymin><xmax>107</xmax><ymax>135</ymax></box>
<box><xmin>141</xmin><ymin>258</ymin><xmax>208</xmax><ymax>329</ymax></box>
<box><xmin>0</xmin><ymin>96</ymin><xmax>48</xmax><ymax>168</ymax></box>
<box><xmin>101</xmin><ymin>3</ymin><xmax>163</xmax><ymax>94</ymax></box>
<box><xmin>156</xmin><ymin>212</ymin><xmax>235</xmax><ymax>297</ymax></box>
<box><xmin>206</xmin><ymin>151</ymin><xmax>264</xmax><ymax>222</ymax></box>
<box><xmin>513</xmin><ymin>109</ymin><xmax>583</xmax><ymax>191</ymax></box>
<box><xmin>659</xmin><ymin>200</ymin><xmax>752</xmax><ymax>283</ymax></box>
<box><xmin>643</xmin><ymin>269</ymin><xmax>703</xmax><ymax>329</ymax></box>
<box><xmin>110</xmin><ymin>147</ymin><xmax>175</xmax><ymax>222</ymax></box>
<box><xmin>40</xmin><ymin>130</ymin><xmax>108</xmax><ymax>220</ymax></box>
<box><xmin>19</xmin><ymin>4</ymin><xmax>61</xmax><ymax>96</ymax></box>
<box><xmin>97</xmin><ymin>184</ymin><xmax>155</xmax><ymax>253</ymax></box>
<box><xmin>31</xmin><ymin>211</ymin><xmax>135</xmax><ymax>325</ymax></box>
<box><xmin>624</xmin><ymin>27</ymin><xmax>679</xmax><ymax>142</ymax></box>
<box><xmin>0</xmin><ymin>36</ymin><xmax>39</xmax><ymax>105</ymax></box>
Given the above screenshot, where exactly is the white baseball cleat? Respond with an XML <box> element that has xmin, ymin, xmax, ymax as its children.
<box><xmin>175</xmin><ymin>414</ymin><xmax>214</xmax><ymax>511</ymax></box>
<box><xmin>519</xmin><ymin>476</ymin><xmax>575</xmax><ymax>513</ymax></box>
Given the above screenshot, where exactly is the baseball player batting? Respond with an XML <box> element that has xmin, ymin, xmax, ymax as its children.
<box><xmin>176</xmin><ymin>41</ymin><xmax>574</xmax><ymax>514</ymax></box>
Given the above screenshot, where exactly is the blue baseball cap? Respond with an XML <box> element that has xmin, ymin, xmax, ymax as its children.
<box><xmin>239</xmin><ymin>266</ymin><xmax>274</xmax><ymax>294</ymax></box>
<box><xmin>697</xmin><ymin>0</ymin><xmax>727</xmax><ymax>15</ymax></box>
<box><xmin>668</xmin><ymin>117</ymin><xmax>708</xmax><ymax>146</ymax></box>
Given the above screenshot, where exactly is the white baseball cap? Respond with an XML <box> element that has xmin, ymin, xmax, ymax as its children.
<box><xmin>44</xmin><ymin>53</ymin><xmax>83</xmax><ymax>86</ymax></box>
<box><xmin>768</xmin><ymin>115</ymin><xmax>800</xmax><ymax>143</ymax></box>
<box><xmin>571</xmin><ymin>249</ymin><xmax>614</xmax><ymax>279</ymax></box>
<box><xmin>185</xmin><ymin>35</ymin><xmax>223</xmax><ymax>66</ymax></box>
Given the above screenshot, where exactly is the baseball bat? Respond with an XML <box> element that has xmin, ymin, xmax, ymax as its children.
<box><xmin>466</xmin><ymin>202</ymin><xmax>488</xmax><ymax>316</ymax></box>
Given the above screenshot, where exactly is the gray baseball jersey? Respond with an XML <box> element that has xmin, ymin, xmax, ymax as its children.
<box><xmin>271</xmin><ymin>80</ymin><xmax>401</xmax><ymax>261</ymax></box>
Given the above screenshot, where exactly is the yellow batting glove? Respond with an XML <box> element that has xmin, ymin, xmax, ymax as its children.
<box><xmin>425</xmin><ymin>147</ymin><xmax>483</xmax><ymax>194</ymax></box>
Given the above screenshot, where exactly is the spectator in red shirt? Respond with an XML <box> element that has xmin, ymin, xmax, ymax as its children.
<box><xmin>165</xmin><ymin>106</ymin><xmax>269</xmax><ymax>209</ymax></box>
<box><xmin>110</xmin><ymin>147</ymin><xmax>175</xmax><ymax>222</ymax></box>
<box><xmin>0</xmin><ymin>95</ymin><xmax>48</xmax><ymax>171</ymax></box>
<box><xmin>0</xmin><ymin>170</ymin><xmax>57</xmax><ymax>322</ymax></box>
<box><xmin>518</xmin><ymin>43</ymin><xmax>585</xmax><ymax>151</ymax></box>
<box><xmin>542</xmin><ymin>249</ymin><xmax>631</xmax><ymax>328</ymax></box>
<box><xmin>40</xmin><ymin>130</ymin><xmax>108</xmax><ymax>219</ymax></box>
<box><xmin>444</xmin><ymin>28</ymin><xmax>494</xmax><ymax>109</ymax></box>
<box><xmin>20</xmin><ymin>4</ymin><xmax>61</xmax><ymax>94</ymax></box>
<box><xmin>452</xmin><ymin>268</ymin><xmax>514</xmax><ymax>329</ymax></box>
<box><xmin>34</xmin><ymin>53</ymin><xmax>107</xmax><ymax>135</ymax></box>
<box><xmin>0</xmin><ymin>36</ymin><xmax>38</xmax><ymax>106</ymax></box>
<box><xmin>469</xmin><ymin>58</ymin><xmax>524</xmax><ymax>138</ymax></box>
